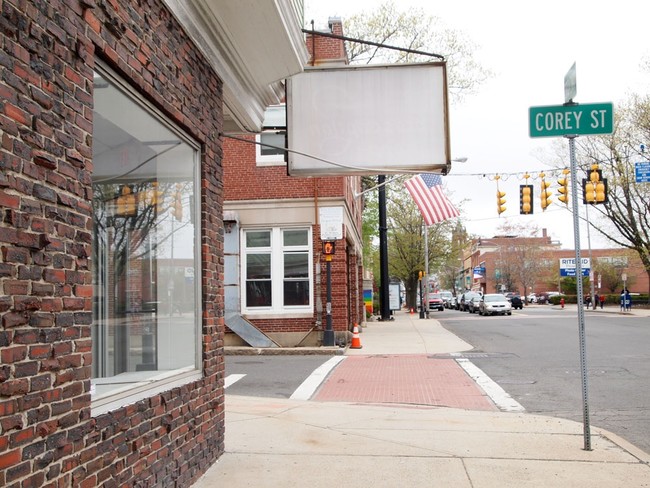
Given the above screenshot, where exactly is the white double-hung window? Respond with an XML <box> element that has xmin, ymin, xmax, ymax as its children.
<box><xmin>243</xmin><ymin>228</ymin><xmax>312</xmax><ymax>314</ymax></box>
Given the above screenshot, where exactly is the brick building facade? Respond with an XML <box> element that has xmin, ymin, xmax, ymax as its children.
<box><xmin>461</xmin><ymin>231</ymin><xmax>648</xmax><ymax>297</ymax></box>
<box><xmin>223</xmin><ymin>19</ymin><xmax>365</xmax><ymax>347</ymax></box>
<box><xmin>0</xmin><ymin>1</ymin><xmax>306</xmax><ymax>486</ymax></box>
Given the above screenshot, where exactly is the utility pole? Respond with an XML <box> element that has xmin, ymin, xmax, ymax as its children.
<box><xmin>378</xmin><ymin>175</ymin><xmax>391</xmax><ymax>321</ymax></box>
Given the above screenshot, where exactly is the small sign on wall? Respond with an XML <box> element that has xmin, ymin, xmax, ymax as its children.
<box><xmin>319</xmin><ymin>206</ymin><xmax>343</xmax><ymax>240</ymax></box>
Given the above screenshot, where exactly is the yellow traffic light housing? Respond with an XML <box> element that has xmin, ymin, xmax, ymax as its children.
<box><xmin>495</xmin><ymin>175</ymin><xmax>506</xmax><ymax>215</ymax></box>
<box><xmin>539</xmin><ymin>172</ymin><xmax>552</xmax><ymax>210</ymax></box>
<box><xmin>582</xmin><ymin>163</ymin><xmax>608</xmax><ymax>204</ymax></box>
<box><xmin>172</xmin><ymin>186</ymin><xmax>183</xmax><ymax>221</ymax></box>
<box><xmin>557</xmin><ymin>168</ymin><xmax>570</xmax><ymax>205</ymax></box>
<box><xmin>519</xmin><ymin>184</ymin><xmax>533</xmax><ymax>214</ymax></box>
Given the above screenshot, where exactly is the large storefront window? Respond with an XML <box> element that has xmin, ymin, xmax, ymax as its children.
<box><xmin>243</xmin><ymin>228</ymin><xmax>312</xmax><ymax>313</ymax></box>
<box><xmin>91</xmin><ymin>66</ymin><xmax>200</xmax><ymax>412</ymax></box>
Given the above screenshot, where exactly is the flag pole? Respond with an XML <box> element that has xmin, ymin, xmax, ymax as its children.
<box><xmin>423</xmin><ymin>224</ymin><xmax>429</xmax><ymax>318</ymax></box>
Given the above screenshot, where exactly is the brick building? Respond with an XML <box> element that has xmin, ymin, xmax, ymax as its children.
<box><xmin>0</xmin><ymin>1</ymin><xmax>307</xmax><ymax>486</ymax></box>
<box><xmin>461</xmin><ymin>230</ymin><xmax>648</xmax><ymax>297</ymax></box>
<box><xmin>222</xmin><ymin>19</ymin><xmax>365</xmax><ymax>347</ymax></box>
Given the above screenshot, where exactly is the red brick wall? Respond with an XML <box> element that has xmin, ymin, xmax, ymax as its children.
<box><xmin>0</xmin><ymin>1</ymin><xmax>224</xmax><ymax>486</ymax></box>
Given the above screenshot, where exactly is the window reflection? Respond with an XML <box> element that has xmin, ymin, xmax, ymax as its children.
<box><xmin>92</xmin><ymin>69</ymin><xmax>199</xmax><ymax>401</ymax></box>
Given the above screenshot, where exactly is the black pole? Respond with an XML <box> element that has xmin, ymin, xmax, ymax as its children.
<box><xmin>323</xmin><ymin>258</ymin><xmax>335</xmax><ymax>346</ymax></box>
<box><xmin>378</xmin><ymin>175</ymin><xmax>391</xmax><ymax>321</ymax></box>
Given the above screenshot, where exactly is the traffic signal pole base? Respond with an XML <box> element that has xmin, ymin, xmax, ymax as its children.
<box><xmin>322</xmin><ymin>329</ymin><xmax>335</xmax><ymax>347</ymax></box>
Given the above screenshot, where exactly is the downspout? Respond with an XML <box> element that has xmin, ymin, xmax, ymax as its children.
<box><xmin>314</xmin><ymin>178</ymin><xmax>322</xmax><ymax>331</ymax></box>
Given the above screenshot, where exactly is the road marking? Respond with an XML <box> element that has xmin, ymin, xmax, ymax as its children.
<box><xmin>225</xmin><ymin>374</ymin><xmax>246</xmax><ymax>388</ymax></box>
<box><xmin>455</xmin><ymin>358</ymin><xmax>525</xmax><ymax>412</ymax></box>
<box><xmin>290</xmin><ymin>356</ymin><xmax>346</xmax><ymax>400</ymax></box>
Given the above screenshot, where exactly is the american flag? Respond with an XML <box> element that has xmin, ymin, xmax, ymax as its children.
<box><xmin>404</xmin><ymin>174</ymin><xmax>460</xmax><ymax>225</ymax></box>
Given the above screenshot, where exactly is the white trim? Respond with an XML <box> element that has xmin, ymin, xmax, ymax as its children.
<box><xmin>455</xmin><ymin>358</ymin><xmax>525</xmax><ymax>412</ymax></box>
<box><xmin>290</xmin><ymin>357</ymin><xmax>346</xmax><ymax>400</ymax></box>
<box><xmin>241</xmin><ymin>226</ymin><xmax>313</xmax><ymax>315</ymax></box>
<box><xmin>255</xmin><ymin>133</ymin><xmax>286</xmax><ymax>166</ymax></box>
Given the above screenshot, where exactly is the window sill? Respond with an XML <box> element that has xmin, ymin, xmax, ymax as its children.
<box><xmin>91</xmin><ymin>367</ymin><xmax>201</xmax><ymax>416</ymax></box>
<box><xmin>242</xmin><ymin>311</ymin><xmax>314</xmax><ymax>320</ymax></box>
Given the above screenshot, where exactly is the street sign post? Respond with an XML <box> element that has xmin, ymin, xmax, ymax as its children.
<box><xmin>564</xmin><ymin>62</ymin><xmax>577</xmax><ymax>103</ymax></box>
<box><xmin>529</xmin><ymin>64</ymin><xmax>612</xmax><ymax>451</ymax></box>
<box><xmin>529</xmin><ymin>103</ymin><xmax>614</xmax><ymax>138</ymax></box>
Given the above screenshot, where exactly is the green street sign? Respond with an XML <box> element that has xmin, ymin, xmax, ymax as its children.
<box><xmin>529</xmin><ymin>102</ymin><xmax>613</xmax><ymax>138</ymax></box>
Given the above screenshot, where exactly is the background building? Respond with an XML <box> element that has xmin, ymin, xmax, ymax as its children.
<box><xmin>222</xmin><ymin>19</ymin><xmax>365</xmax><ymax>347</ymax></box>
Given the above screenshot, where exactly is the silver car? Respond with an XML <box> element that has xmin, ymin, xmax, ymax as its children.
<box><xmin>479</xmin><ymin>294</ymin><xmax>512</xmax><ymax>316</ymax></box>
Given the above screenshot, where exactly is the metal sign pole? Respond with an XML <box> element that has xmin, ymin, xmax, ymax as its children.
<box><xmin>568</xmin><ymin>133</ymin><xmax>592</xmax><ymax>450</ymax></box>
<box><xmin>323</xmin><ymin>256</ymin><xmax>335</xmax><ymax>346</ymax></box>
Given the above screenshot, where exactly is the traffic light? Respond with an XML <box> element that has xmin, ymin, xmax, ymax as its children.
<box><xmin>519</xmin><ymin>184</ymin><xmax>533</xmax><ymax>214</ymax></box>
<box><xmin>172</xmin><ymin>187</ymin><xmax>183</xmax><ymax>221</ymax></box>
<box><xmin>582</xmin><ymin>164</ymin><xmax>608</xmax><ymax>204</ymax></box>
<box><xmin>539</xmin><ymin>173</ymin><xmax>552</xmax><ymax>210</ymax></box>
<box><xmin>116</xmin><ymin>185</ymin><xmax>136</xmax><ymax>217</ymax></box>
<box><xmin>496</xmin><ymin>189</ymin><xmax>506</xmax><ymax>215</ymax></box>
<box><xmin>557</xmin><ymin>169</ymin><xmax>569</xmax><ymax>206</ymax></box>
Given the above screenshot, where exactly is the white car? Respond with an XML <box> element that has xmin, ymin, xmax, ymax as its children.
<box><xmin>479</xmin><ymin>294</ymin><xmax>512</xmax><ymax>316</ymax></box>
<box><xmin>526</xmin><ymin>293</ymin><xmax>537</xmax><ymax>303</ymax></box>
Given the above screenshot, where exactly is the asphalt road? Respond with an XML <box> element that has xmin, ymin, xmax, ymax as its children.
<box><xmin>225</xmin><ymin>355</ymin><xmax>332</xmax><ymax>399</ymax></box>
<box><xmin>439</xmin><ymin>306</ymin><xmax>650</xmax><ymax>454</ymax></box>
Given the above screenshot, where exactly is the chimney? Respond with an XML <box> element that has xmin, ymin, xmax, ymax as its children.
<box><xmin>542</xmin><ymin>228</ymin><xmax>547</xmax><ymax>238</ymax></box>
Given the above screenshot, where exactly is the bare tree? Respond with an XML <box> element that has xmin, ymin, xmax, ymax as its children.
<box><xmin>574</xmin><ymin>94</ymin><xmax>650</xmax><ymax>298</ymax></box>
<box><xmin>342</xmin><ymin>1</ymin><xmax>491</xmax><ymax>102</ymax></box>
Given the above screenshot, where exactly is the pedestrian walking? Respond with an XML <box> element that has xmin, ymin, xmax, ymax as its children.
<box><xmin>620</xmin><ymin>289</ymin><xmax>625</xmax><ymax>311</ymax></box>
<box><xmin>594</xmin><ymin>293</ymin><xmax>599</xmax><ymax>310</ymax></box>
<box><xmin>625</xmin><ymin>289</ymin><xmax>632</xmax><ymax>311</ymax></box>
<box><xmin>599</xmin><ymin>294</ymin><xmax>605</xmax><ymax>309</ymax></box>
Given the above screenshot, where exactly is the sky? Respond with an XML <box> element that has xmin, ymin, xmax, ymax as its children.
<box><xmin>304</xmin><ymin>0</ymin><xmax>650</xmax><ymax>249</ymax></box>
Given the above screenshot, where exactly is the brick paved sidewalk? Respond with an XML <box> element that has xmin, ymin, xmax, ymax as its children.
<box><xmin>313</xmin><ymin>354</ymin><xmax>497</xmax><ymax>411</ymax></box>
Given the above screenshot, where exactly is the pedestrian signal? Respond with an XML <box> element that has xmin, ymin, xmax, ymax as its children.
<box><xmin>519</xmin><ymin>185</ymin><xmax>533</xmax><ymax>214</ymax></box>
<box><xmin>557</xmin><ymin>169</ymin><xmax>569</xmax><ymax>206</ymax></box>
<box><xmin>322</xmin><ymin>241</ymin><xmax>336</xmax><ymax>255</ymax></box>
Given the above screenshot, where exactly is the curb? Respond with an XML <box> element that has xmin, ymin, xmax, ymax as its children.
<box><xmin>224</xmin><ymin>346</ymin><xmax>347</xmax><ymax>356</ymax></box>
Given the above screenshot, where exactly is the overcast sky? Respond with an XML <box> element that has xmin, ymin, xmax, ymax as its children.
<box><xmin>304</xmin><ymin>0</ymin><xmax>650</xmax><ymax>249</ymax></box>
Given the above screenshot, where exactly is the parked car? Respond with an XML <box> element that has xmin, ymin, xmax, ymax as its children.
<box><xmin>479</xmin><ymin>293</ymin><xmax>513</xmax><ymax>316</ymax></box>
<box><xmin>428</xmin><ymin>293</ymin><xmax>445</xmax><ymax>311</ymax></box>
<box><xmin>504</xmin><ymin>292</ymin><xmax>517</xmax><ymax>302</ymax></box>
<box><xmin>448</xmin><ymin>296</ymin><xmax>458</xmax><ymax>309</ymax></box>
<box><xmin>459</xmin><ymin>291</ymin><xmax>481</xmax><ymax>311</ymax></box>
<box><xmin>467</xmin><ymin>295</ymin><xmax>482</xmax><ymax>314</ymax></box>
<box><xmin>439</xmin><ymin>291</ymin><xmax>453</xmax><ymax>308</ymax></box>
<box><xmin>510</xmin><ymin>295</ymin><xmax>523</xmax><ymax>309</ymax></box>
<box><xmin>526</xmin><ymin>293</ymin><xmax>538</xmax><ymax>304</ymax></box>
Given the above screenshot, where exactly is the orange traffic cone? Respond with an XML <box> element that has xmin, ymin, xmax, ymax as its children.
<box><xmin>350</xmin><ymin>323</ymin><xmax>362</xmax><ymax>349</ymax></box>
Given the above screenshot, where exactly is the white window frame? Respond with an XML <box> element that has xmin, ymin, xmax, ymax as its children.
<box><xmin>241</xmin><ymin>227</ymin><xmax>313</xmax><ymax>315</ymax></box>
<box><xmin>255</xmin><ymin>132</ymin><xmax>286</xmax><ymax>166</ymax></box>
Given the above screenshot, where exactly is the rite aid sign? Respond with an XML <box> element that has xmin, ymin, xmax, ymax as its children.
<box><xmin>560</xmin><ymin>257</ymin><xmax>590</xmax><ymax>277</ymax></box>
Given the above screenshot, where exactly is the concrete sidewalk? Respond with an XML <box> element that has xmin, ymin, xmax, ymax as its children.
<box><xmin>194</xmin><ymin>311</ymin><xmax>650</xmax><ymax>487</ymax></box>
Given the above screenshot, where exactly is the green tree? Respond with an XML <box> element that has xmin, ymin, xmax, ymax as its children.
<box><xmin>574</xmin><ymin>94</ymin><xmax>650</xmax><ymax>299</ymax></box>
<box><xmin>385</xmin><ymin>186</ymin><xmax>458</xmax><ymax>310</ymax></box>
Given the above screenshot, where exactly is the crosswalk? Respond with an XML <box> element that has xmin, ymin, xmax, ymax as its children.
<box><xmin>224</xmin><ymin>373</ymin><xmax>246</xmax><ymax>388</ymax></box>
